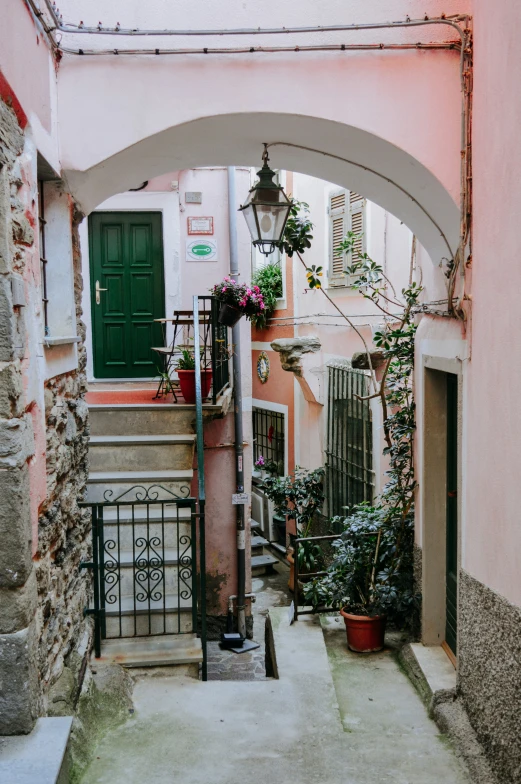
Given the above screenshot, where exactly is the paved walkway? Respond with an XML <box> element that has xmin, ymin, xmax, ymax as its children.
<box><xmin>81</xmin><ymin>607</ymin><xmax>469</xmax><ymax>784</ymax></box>
<box><xmin>207</xmin><ymin>565</ymin><xmax>291</xmax><ymax>681</ymax></box>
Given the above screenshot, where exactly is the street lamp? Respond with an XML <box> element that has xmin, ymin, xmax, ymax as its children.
<box><xmin>239</xmin><ymin>144</ymin><xmax>292</xmax><ymax>256</ymax></box>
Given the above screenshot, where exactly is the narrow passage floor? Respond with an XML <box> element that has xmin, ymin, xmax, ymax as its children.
<box><xmin>81</xmin><ymin>571</ymin><xmax>469</xmax><ymax>784</ymax></box>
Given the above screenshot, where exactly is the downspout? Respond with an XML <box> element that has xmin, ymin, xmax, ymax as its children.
<box><xmin>227</xmin><ymin>166</ymin><xmax>247</xmax><ymax>639</ymax></box>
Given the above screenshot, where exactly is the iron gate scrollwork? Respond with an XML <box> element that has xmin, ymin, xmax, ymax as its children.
<box><xmin>80</xmin><ymin>484</ymin><xmax>203</xmax><ymax>658</ymax></box>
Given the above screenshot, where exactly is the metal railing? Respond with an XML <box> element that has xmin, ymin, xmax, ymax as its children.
<box><xmin>79</xmin><ymin>484</ymin><xmax>202</xmax><ymax>657</ymax></box>
<box><xmin>198</xmin><ymin>295</ymin><xmax>230</xmax><ymax>404</ymax></box>
<box><xmin>193</xmin><ymin>295</ymin><xmax>208</xmax><ymax>680</ymax></box>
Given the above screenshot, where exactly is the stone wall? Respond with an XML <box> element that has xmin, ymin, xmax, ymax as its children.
<box><xmin>0</xmin><ymin>92</ymin><xmax>91</xmax><ymax>731</ymax></box>
<box><xmin>0</xmin><ymin>94</ymin><xmax>39</xmax><ymax>734</ymax></box>
<box><xmin>458</xmin><ymin>569</ymin><xmax>521</xmax><ymax>783</ymax></box>
<box><xmin>36</xmin><ymin>209</ymin><xmax>91</xmax><ymax>716</ymax></box>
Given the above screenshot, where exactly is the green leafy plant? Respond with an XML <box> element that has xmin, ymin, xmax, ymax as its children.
<box><xmin>280</xmin><ymin>199</ymin><xmax>314</xmax><ymax>258</ymax></box>
<box><xmin>262</xmin><ymin>466</ymin><xmax>325</xmax><ymax>570</ymax></box>
<box><xmin>303</xmin><ymin>505</ymin><xmax>419</xmax><ymax>624</ymax></box>
<box><xmin>285</xmin><ymin>212</ymin><xmax>421</xmax><ymax>627</ymax></box>
<box><xmin>250</xmin><ymin>263</ymin><xmax>283</xmax><ymax>330</ymax></box>
<box><xmin>176</xmin><ymin>349</ymin><xmax>197</xmax><ymax>371</ymax></box>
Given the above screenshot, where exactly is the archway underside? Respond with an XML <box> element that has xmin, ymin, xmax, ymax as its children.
<box><xmin>65</xmin><ymin>113</ymin><xmax>460</xmax><ymax>266</ymax></box>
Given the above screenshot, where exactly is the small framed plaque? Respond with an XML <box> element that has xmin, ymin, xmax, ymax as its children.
<box><xmin>188</xmin><ymin>216</ymin><xmax>214</xmax><ymax>235</ymax></box>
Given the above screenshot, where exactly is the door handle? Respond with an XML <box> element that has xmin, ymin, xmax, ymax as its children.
<box><xmin>95</xmin><ymin>280</ymin><xmax>108</xmax><ymax>305</ymax></box>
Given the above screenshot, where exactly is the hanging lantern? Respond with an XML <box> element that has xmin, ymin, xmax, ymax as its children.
<box><xmin>239</xmin><ymin>145</ymin><xmax>292</xmax><ymax>256</ymax></box>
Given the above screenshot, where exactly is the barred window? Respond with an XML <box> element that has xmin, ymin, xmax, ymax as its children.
<box><xmin>252</xmin><ymin>407</ymin><xmax>285</xmax><ymax>476</ymax></box>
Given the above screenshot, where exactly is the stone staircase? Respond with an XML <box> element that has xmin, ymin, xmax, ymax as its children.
<box><xmin>86</xmin><ymin>403</ymin><xmax>202</xmax><ymax>669</ymax></box>
<box><xmin>251</xmin><ymin>531</ymin><xmax>278</xmax><ymax>576</ymax></box>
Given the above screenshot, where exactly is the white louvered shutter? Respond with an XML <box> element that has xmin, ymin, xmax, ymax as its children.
<box><xmin>329</xmin><ymin>189</ymin><xmax>347</xmax><ymax>284</ymax></box>
<box><xmin>328</xmin><ymin>189</ymin><xmax>366</xmax><ymax>286</ymax></box>
<box><xmin>348</xmin><ymin>191</ymin><xmax>366</xmax><ymax>267</ymax></box>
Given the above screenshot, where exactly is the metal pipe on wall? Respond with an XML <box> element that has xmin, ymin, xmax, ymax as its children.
<box><xmin>227</xmin><ymin>165</ymin><xmax>247</xmax><ymax>639</ymax></box>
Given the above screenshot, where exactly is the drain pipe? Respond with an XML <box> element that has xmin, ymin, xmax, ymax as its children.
<box><xmin>227</xmin><ymin>165</ymin><xmax>247</xmax><ymax>639</ymax></box>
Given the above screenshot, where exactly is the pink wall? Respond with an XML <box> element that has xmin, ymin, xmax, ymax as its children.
<box><xmin>463</xmin><ymin>0</ymin><xmax>521</xmax><ymax>606</ymax></box>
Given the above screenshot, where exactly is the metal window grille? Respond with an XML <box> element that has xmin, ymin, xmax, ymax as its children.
<box><xmin>38</xmin><ymin>180</ymin><xmax>49</xmax><ymax>335</ymax></box>
<box><xmin>325</xmin><ymin>365</ymin><xmax>374</xmax><ymax>517</ymax></box>
<box><xmin>252</xmin><ymin>407</ymin><xmax>285</xmax><ymax>476</ymax></box>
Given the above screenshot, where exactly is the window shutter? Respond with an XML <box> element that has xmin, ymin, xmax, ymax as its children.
<box><xmin>348</xmin><ymin>191</ymin><xmax>366</xmax><ymax>265</ymax></box>
<box><xmin>328</xmin><ymin>189</ymin><xmax>366</xmax><ymax>286</ymax></box>
<box><xmin>329</xmin><ymin>189</ymin><xmax>347</xmax><ymax>284</ymax></box>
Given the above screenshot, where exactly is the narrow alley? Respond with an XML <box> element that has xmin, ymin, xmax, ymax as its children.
<box><xmin>80</xmin><ymin>571</ymin><xmax>469</xmax><ymax>784</ymax></box>
<box><xmin>1</xmin><ymin>2</ymin><xmax>520</xmax><ymax>783</ymax></box>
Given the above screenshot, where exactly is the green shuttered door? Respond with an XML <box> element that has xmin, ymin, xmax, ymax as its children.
<box><xmin>89</xmin><ymin>212</ymin><xmax>165</xmax><ymax>379</ymax></box>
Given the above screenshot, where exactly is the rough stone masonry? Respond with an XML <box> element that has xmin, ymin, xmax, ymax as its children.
<box><xmin>0</xmin><ymin>93</ymin><xmax>91</xmax><ymax>733</ymax></box>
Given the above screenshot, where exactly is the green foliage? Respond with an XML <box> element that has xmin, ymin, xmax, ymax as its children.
<box><xmin>262</xmin><ymin>466</ymin><xmax>325</xmax><ymax>571</ymax></box>
<box><xmin>280</xmin><ymin>199</ymin><xmax>314</xmax><ymax>258</ymax></box>
<box><xmin>250</xmin><ymin>263</ymin><xmax>283</xmax><ymax>330</ymax></box>
<box><xmin>176</xmin><ymin>348</ymin><xmax>196</xmax><ymax>371</ymax></box>
<box><xmin>303</xmin><ymin>229</ymin><xmax>422</xmax><ymax>626</ymax></box>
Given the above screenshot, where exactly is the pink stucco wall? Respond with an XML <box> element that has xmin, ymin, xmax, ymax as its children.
<box><xmin>462</xmin><ymin>0</ymin><xmax>521</xmax><ymax>606</ymax></box>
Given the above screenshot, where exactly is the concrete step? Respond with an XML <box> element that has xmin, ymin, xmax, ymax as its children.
<box><xmin>0</xmin><ymin>717</ymin><xmax>72</xmax><ymax>784</ymax></box>
<box><xmin>89</xmin><ymin>434</ymin><xmax>195</xmax><ymax>473</ymax></box>
<box><xmin>97</xmin><ymin>634</ymin><xmax>203</xmax><ymax>668</ymax></box>
<box><xmin>88</xmin><ymin>404</ymin><xmax>197</xmax><ymax>436</ymax></box>
<box><xmin>104</xmin><ymin>594</ymin><xmax>194</xmax><ymax>636</ymax></box>
<box><xmin>251</xmin><ymin>534</ymin><xmax>269</xmax><ymax>556</ymax></box>
<box><xmin>105</xmin><ymin>593</ymin><xmax>193</xmax><ymax>617</ymax></box>
<box><xmin>251</xmin><ymin>553</ymin><xmax>278</xmax><ymax>575</ymax></box>
<box><xmin>85</xmin><ymin>469</ymin><xmax>193</xmax><ymax>502</ymax></box>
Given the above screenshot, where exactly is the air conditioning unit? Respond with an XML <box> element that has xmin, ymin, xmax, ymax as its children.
<box><xmin>251</xmin><ymin>485</ymin><xmax>275</xmax><ymax>540</ymax></box>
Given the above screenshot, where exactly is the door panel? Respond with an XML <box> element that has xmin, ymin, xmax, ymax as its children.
<box><xmin>90</xmin><ymin>212</ymin><xmax>165</xmax><ymax>378</ymax></box>
<box><xmin>445</xmin><ymin>373</ymin><xmax>458</xmax><ymax>655</ymax></box>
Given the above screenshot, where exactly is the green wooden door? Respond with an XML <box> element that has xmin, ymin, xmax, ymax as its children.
<box><xmin>445</xmin><ymin>373</ymin><xmax>458</xmax><ymax>655</ymax></box>
<box><xmin>89</xmin><ymin>212</ymin><xmax>165</xmax><ymax>379</ymax></box>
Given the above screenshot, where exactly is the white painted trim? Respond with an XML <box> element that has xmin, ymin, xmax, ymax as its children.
<box><xmin>80</xmin><ymin>191</ymin><xmax>181</xmax><ymax>381</ymax></box>
<box><xmin>251</xmin><ymin>342</ymin><xmax>273</xmax><ymax>352</ymax></box>
<box><xmin>252</xmin><ymin>397</ymin><xmax>289</xmax><ymax>476</ymax></box>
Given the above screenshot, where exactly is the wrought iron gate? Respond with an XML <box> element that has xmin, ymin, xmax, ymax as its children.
<box><xmin>80</xmin><ymin>484</ymin><xmax>206</xmax><ymax>662</ymax></box>
<box><xmin>325</xmin><ymin>365</ymin><xmax>374</xmax><ymax>517</ymax></box>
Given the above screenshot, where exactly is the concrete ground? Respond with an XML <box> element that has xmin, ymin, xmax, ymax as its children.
<box><xmin>81</xmin><ymin>600</ymin><xmax>469</xmax><ymax>784</ymax></box>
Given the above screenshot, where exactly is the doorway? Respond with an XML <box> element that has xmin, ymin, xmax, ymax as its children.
<box><xmin>89</xmin><ymin>211</ymin><xmax>165</xmax><ymax>379</ymax></box>
<box><xmin>422</xmin><ymin>363</ymin><xmax>461</xmax><ymax>657</ymax></box>
<box><xmin>445</xmin><ymin>373</ymin><xmax>458</xmax><ymax>656</ymax></box>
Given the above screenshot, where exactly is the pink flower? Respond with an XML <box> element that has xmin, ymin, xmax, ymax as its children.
<box><xmin>246</xmin><ymin>289</ymin><xmax>252</xmax><ymax>295</ymax></box>
<box><xmin>222</xmin><ymin>287</ymin><xmax>227</xmax><ymax>292</ymax></box>
<box><xmin>260</xmin><ymin>302</ymin><xmax>265</xmax><ymax>309</ymax></box>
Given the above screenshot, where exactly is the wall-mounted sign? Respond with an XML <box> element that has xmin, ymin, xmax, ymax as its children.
<box><xmin>188</xmin><ymin>216</ymin><xmax>214</xmax><ymax>235</ymax></box>
<box><xmin>257</xmin><ymin>351</ymin><xmax>270</xmax><ymax>384</ymax></box>
<box><xmin>186</xmin><ymin>239</ymin><xmax>218</xmax><ymax>262</ymax></box>
<box><xmin>185</xmin><ymin>191</ymin><xmax>202</xmax><ymax>204</ymax></box>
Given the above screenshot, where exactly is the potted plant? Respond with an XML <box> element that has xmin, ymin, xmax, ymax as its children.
<box><xmin>262</xmin><ymin>466</ymin><xmax>325</xmax><ymax>591</ymax></box>
<box><xmin>303</xmin><ymin>505</ymin><xmax>419</xmax><ymax>653</ymax></box>
<box><xmin>249</xmin><ymin>263</ymin><xmax>283</xmax><ymax>331</ymax></box>
<box><xmin>175</xmin><ymin>349</ymin><xmax>212</xmax><ymax>404</ymax></box>
<box><xmin>211</xmin><ymin>277</ymin><xmax>266</xmax><ymax>327</ymax></box>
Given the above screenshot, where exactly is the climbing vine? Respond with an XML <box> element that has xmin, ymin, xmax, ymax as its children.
<box><xmin>281</xmin><ymin>201</ymin><xmax>421</xmax><ymax>624</ymax></box>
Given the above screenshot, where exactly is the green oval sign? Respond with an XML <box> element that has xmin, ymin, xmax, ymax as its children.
<box><xmin>191</xmin><ymin>244</ymin><xmax>212</xmax><ymax>256</ymax></box>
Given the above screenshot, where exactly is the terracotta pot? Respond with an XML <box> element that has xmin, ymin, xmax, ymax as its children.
<box><xmin>218</xmin><ymin>302</ymin><xmax>243</xmax><ymax>327</ymax></box>
<box><xmin>177</xmin><ymin>369</ymin><xmax>212</xmax><ymax>404</ymax></box>
<box><xmin>340</xmin><ymin>608</ymin><xmax>387</xmax><ymax>653</ymax></box>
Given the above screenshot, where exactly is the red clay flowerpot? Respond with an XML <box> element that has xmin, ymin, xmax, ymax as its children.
<box><xmin>340</xmin><ymin>608</ymin><xmax>387</xmax><ymax>653</ymax></box>
<box><xmin>177</xmin><ymin>369</ymin><xmax>212</xmax><ymax>404</ymax></box>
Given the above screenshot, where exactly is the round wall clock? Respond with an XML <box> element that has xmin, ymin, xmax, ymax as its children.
<box><xmin>257</xmin><ymin>351</ymin><xmax>270</xmax><ymax>384</ymax></box>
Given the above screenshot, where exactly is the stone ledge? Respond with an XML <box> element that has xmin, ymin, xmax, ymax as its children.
<box><xmin>0</xmin><ymin>717</ymin><xmax>72</xmax><ymax>784</ymax></box>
